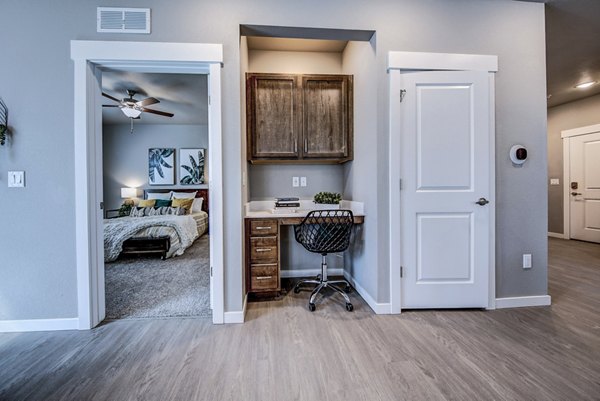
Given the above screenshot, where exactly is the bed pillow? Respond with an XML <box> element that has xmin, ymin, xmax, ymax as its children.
<box><xmin>171</xmin><ymin>197</ymin><xmax>193</xmax><ymax>214</ymax></box>
<box><xmin>170</xmin><ymin>191</ymin><xmax>197</xmax><ymax>199</ymax></box>
<box><xmin>154</xmin><ymin>199</ymin><xmax>172</xmax><ymax>208</ymax></box>
<box><xmin>138</xmin><ymin>199</ymin><xmax>156</xmax><ymax>208</ymax></box>
<box><xmin>147</xmin><ymin>192</ymin><xmax>171</xmax><ymax>200</ymax></box>
<box><xmin>130</xmin><ymin>206</ymin><xmax>154</xmax><ymax>217</ymax></box>
<box><xmin>192</xmin><ymin>197</ymin><xmax>204</xmax><ymax>213</ymax></box>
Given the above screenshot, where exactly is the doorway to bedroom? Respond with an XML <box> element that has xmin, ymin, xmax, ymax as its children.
<box><xmin>100</xmin><ymin>70</ymin><xmax>212</xmax><ymax>320</ymax></box>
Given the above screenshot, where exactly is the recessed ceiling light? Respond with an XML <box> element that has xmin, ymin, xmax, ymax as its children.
<box><xmin>575</xmin><ymin>81</ymin><xmax>597</xmax><ymax>89</ymax></box>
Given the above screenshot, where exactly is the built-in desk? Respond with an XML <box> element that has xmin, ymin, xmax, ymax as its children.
<box><xmin>244</xmin><ymin>201</ymin><xmax>364</xmax><ymax>294</ymax></box>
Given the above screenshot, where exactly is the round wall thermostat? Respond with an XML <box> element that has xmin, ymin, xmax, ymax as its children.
<box><xmin>510</xmin><ymin>145</ymin><xmax>528</xmax><ymax>165</ymax></box>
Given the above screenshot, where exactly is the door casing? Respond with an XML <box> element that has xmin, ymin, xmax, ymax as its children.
<box><xmin>388</xmin><ymin>51</ymin><xmax>498</xmax><ymax>313</ymax></box>
<box><xmin>71</xmin><ymin>41</ymin><xmax>225</xmax><ymax>328</ymax></box>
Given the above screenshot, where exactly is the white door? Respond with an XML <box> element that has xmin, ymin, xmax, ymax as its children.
<box><xmin>400</xmin><ymin>70</ymin><xmax>491</xmax><ymax>309</ymax></box>
<box><xmin>569</xmin><ymin>132</ymin><xmax>600</xmax><ymax>243</ymax></box>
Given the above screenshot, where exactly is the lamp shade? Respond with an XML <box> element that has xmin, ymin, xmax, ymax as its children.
<box><xmin>121</xmin><ymin>107</ymin><xmax>142</xmax><ymax>118</ymax></box>
<box><xmin>121</xmin><ymin>187</ymin><xmax>138</xmax><ymax>199</ymax></box>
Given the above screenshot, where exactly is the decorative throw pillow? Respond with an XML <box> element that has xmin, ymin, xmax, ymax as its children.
<box><xmin>192</xmin><ymin>197</ymin><xmax>204</xmax><ymax>213</ymax></box>
<box><xmin>170</xmin><ymin>191</ymin><xmax>197</xmax><ymax>199</ymax></box>
<box><xmin>138</xmin><ymin>199</ymin><xmax>156</xmax><ymax>208</ymax></box>
<box><xmin>147</xmin><ymin>192</ymin><xmax>171</xmax><ymax>200</ymax></box>
<box><xmin>130</xmin><ymin>206</ymin><xmax>153</xmax><ymax>217</ymax></box>
<box><xmin>154</xmin><ymin>199</ymin><xmax>172</xmax><ymax>208</ymax></box>
<box><xmin>171</xmin><ymin>197</ymin><xmax>193</xmax><ymax>214</ymax></box>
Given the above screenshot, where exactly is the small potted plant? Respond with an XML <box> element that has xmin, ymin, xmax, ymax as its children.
<box><xmin>0</xmin><ymin>98</ymin><xmax>9</xmax><ymax>147</ymax></box>
<box><xmin>313</xmin><ymin>192</ymin><xmax>342</xmax><ymax>210</ymax></box>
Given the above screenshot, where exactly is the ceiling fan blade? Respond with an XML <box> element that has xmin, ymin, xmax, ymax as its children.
<box><xmin>102</xmin><ymin>92</ymin><xmax>121</xmax><ymax>103</ymax></box>
<box><xmin>141</xmin><ymin>108</ymin><xmax>174</xmax><ymax>118</ymax></box>
<box><xmin>102</xmin><ymin>105</ymin><xmax>120</xmax><ymax>107</ymax></box>
<box><xmin>136</xmin><ymin>97</ymin><xmax>159</xmax><ymax>107</ymax></box>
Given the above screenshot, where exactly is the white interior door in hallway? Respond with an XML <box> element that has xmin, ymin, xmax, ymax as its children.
<box><xmin>399</xmin><ymin>70</ymin><xmax>492</xmax><ymax>309</ymax></box>
<box><xmin>563</xmin><ymin>127</ymin><xmax>600</xmax><ymax>243</ymax></box>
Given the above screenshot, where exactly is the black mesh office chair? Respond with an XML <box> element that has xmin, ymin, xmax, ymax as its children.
<box><xmin>293</xmin><ymin>209</ymin><xmax>354</xmax><ymax>312</ymax></box>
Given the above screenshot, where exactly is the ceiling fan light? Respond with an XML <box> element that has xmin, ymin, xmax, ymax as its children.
<box><xmin>575</xmin><ymin>81</ymin><xmax>596</xmax><ymax>89</ymax></box>
<box><xmin>121</xmin><ymin>107</ymin><xmax>142</xmax><ymax>118</ymax></box>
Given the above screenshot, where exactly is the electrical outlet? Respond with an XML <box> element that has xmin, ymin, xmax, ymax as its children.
<box><xmin>8</xmin><ymin>171</ymin><xmax>25</xmax><ymax>188</ymax></box>
<box><xmin>523</xmin><ymin>254</ymin><xmax>532</xmax><ymax>269</ymax></box>
<box><xmin>300</xmin><ymin>176</ymin><xmax>307</xmax><ymax>187</ymax></box>
<box><xmin>550</xmin><ymin>178</ymin><xmax>560</xmax><ymax>185</ymax></box>
<box><xmin>292</xmin><ymin>177</ymin><xmax>299</xmax><ymax>187</ymax></box>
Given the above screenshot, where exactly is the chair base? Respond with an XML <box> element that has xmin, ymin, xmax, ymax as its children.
<box><xmin>293</xmin><ymin>256</ymin><xmax>353</xmax><ymax>312</ymax></box>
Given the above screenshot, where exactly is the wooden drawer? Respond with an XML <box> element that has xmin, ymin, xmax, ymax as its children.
<box><xmin>250</xmin><ymin>236</ymin><xmax>278</xmax><ymax>262</ymax></box>
<box><xmin>250</xmin><ymin>219</ymin><xmax>278</xmax><ymax>236</ymax></box>
<box><xmin>250</xmin><ymin>264</ymin><xmax>279</xmax><ymax>291</ymax></box>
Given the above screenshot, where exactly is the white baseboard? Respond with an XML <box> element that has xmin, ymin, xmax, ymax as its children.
<box><xmin>0</xmin><ymin>318</ymin><xmax>79</xmax><ymax>333</ymax></box>
<box><xmin>343</xmin><ymin>271</ymin><xmax>392</xmax><ymax>314</ymax></box>
<box><xmin>223</xmin><ymin>294</ymin><xmax>247</xmax><ymax>324</ymax></box>
<box><xmin>495</xmin><ymin>295</ymin><xmax>551</xmax><ymax>309</ymax></box>
<box><xmin>548</xmin><ymin>232</ymin><xmax>566</xmax><ymax>239</ymax></box>
<box><xmin>280</xmin><ymin>268</ymin><xmax>343</xmax><ymax>278</ymax></box>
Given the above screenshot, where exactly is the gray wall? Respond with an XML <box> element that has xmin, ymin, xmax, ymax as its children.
<box><xmin>0</xmin><ymin>0</ymin><xmax>548</xmax><ymax>321</ymax></box>
<box><xmin>547</xmin><ymin>94</ymin><xmax>600</xmax><ymax>234</ymax></box>
<box><xmin>102</xmin><ymin>124</ymin><xmax>208</xmax><ymax>210</ymax></box>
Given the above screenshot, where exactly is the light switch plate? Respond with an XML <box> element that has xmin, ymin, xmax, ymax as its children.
<box><xmin>8</xmin><ymin>171</ymin><xmax>25</xmax><ymax>188</ymax></box>
<box><xmin>523</xmin><ymin>254</ymin><xmax>532</xmax><ymax>269</ymax></box>
<box><xmin>300</xmin><ymin>176</ymin><xmax>307</xmax><ymax>187</ymax></box>
<box><xmin>292</xmin><ymin>177</ymin><xmax>299</xmax><ymax>187</ymax></box>
<box><xmin>550</xmin><ymin>178</ymin><xmax>560</xmax><ymax>185</ymax></box>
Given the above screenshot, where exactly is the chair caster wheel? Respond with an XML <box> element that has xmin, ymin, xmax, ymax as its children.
<box><xmin>294</xmin><ymin>286</ymin><xmax>300</xmax><ymax>294</ymax></box>
<box><xmin>308</xmin><ymin>303</ymin><xmax>316</xmax><ymax>312</ymax></box>
<box><xmin>344</xmin><ymin>285</ymin><xmax>351</xmax><ymax>293</ymax></box>
<box><xmin>346</xmin><ymin>303</ymin><xmax>354</xmax><ymax>312</ymax></box>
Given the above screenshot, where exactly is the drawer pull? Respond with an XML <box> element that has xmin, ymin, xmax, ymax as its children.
<box><xmin>255</xmin><ymin>226</ymin><xmax>273</xmax><ymax>230</ymax></box>
<box><xmin>256</xmin><ymin>276</ymin><xmax>273</xmax><ymax>280</ymax></box>
<box><xmin>255</xmin><ymin>248</ymin><xmax>272</xmax><ymax>252</ymax></box>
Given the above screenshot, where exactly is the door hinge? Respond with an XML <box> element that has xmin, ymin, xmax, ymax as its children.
<box><xmin>100</xmin><ymin>201</ymin><xmax>104</xmax><ymax>210</ymax></box>
<box><xmin>208</xmin><ymin>96</ymin><xmax>211</xmax><ymax>105</ymax></box>
<box><xmin>399</xmin><ymin>179</ymin><xmax>402</xmax><ymax>190</ymax></box>
<box><xmin>400</xmin><ymin>89</ymin><xmax>406</xmax><ymax>102</ymax></box>
<box><xmin>210</xmin><ymin>266</ymin><xmax>213</xmax><ymax>277</ymax></box>
<box><xmin>400</xmin><ymin>266</ymin><xmax>403</xmax><ymax>278</ymax></box>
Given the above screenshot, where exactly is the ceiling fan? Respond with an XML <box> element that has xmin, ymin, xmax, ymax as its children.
<box><xmin>102</xmin><ymin>90</ymin><xmax>174</xmax><ymax>119</ymax></box>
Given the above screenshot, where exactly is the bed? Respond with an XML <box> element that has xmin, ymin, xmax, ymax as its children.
<box><xmin>104</xmin><ymin>189</ymin><xmax>209</xmax><ymax>262</ymax></box>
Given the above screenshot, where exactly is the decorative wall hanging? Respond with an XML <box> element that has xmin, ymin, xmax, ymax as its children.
<box><xmin>0</xmin><ymin>98</ymin><xmax>9</xmax><ymax>146</ymax></box>
<box><xmin>179</xmin><ymin>148</ymin><xmax>205</xmax><ymax>185</ymax></box>
<box><xmin>148</xmin><ymin>148</ymin><xmax>175</xmax><ymax>185</ymax></box>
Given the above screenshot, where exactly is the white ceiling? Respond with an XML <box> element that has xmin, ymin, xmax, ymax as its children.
<box><xmin>101</xmin><ymin>70</ymin><xmax>208</xmax><ymax>125</ymax></box>
<box><xmin>543</xmin><ymin>0</ymin><xmax>600</xmax><ymax>107</ymax></box>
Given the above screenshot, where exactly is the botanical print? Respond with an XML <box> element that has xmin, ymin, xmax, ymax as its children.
<box><xmin>179</xmin><ymin>148</ymin><xmax>205</xmax><ymax>185</ymax></box>
<box><xmin>148</xmin><ymin>148</ymin><xmax>175</xmax><ymax>185</ymax></box>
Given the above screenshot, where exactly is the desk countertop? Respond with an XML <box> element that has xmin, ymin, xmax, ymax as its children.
<box><xmin>244</xmin><ymin>200</ymin><xmax>365</xmax><ymax>219</ymax></box>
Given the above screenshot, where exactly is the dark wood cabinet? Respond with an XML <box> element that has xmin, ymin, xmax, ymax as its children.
<box><xmin>246</xmin><ymin>73</ymin><xmax>353</xmax><ymax>164</ymax></box>
<box><xmin>245</xmin><ymin>218</ymin><xmax>280</xmax><ymax>293</ymax></box>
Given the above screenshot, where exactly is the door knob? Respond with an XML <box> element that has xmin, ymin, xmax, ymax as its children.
<box><xmin>571</xmin><ymin>192</ymin><xmax>582</xmax><ymax>196</ymax></box>
<box><xmin>475</xmin><ymin>197</ymin><xmax>489</xmax><ymax>206</ymax></box>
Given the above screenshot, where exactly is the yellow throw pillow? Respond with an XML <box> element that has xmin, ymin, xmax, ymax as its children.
<box><xmin>171</xmin><ymin>197</ymin><xmax>193</xmax><ymax>214</ymax></box>
<box><xmin>138</xmin><ymin>199</ymin><xmax>156</xmax><ymax>208</ymax></box>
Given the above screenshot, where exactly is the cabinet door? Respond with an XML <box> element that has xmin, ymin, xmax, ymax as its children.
<box><xmin>247</xmin><ymin>74</ymin><xmax>300</xmax><ymax>159</ymax></box>
<box><xmin>302</xmin><ymin>75</ymin><xmax>352</xmax><ymax>159</ymax></box>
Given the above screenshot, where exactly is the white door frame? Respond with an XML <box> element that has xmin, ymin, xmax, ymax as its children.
<box><xmin>71</xmin><ymin>41</ymin><xmax>225</xmax><ymax>328</ymax></box>
<box><xmin>561</xmin><ymin>123</ymin><xmax>600</xmax><ymax>240</ymax></box>
<box><xmin>388</xmin><ymin>51</ymin><xmax>498</xmax><ymax>313</ymax></box>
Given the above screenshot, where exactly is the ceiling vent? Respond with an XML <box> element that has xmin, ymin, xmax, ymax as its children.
<box><xmin>97</xmin><ymin>7</ymin><xmax>151</xmax><ymax>34</ymax></box>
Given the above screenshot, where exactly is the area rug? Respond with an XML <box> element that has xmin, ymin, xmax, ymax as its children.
<box><xmin>105</xmin><ymin>234</ymin><xmax>211</xmax><ymax>319</ymax></box>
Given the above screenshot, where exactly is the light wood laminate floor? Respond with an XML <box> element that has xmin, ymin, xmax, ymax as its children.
<box><xmin>1</xmin><ymin>238</ymin><xmax>599</xmax><ymax>400</ymax></box>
